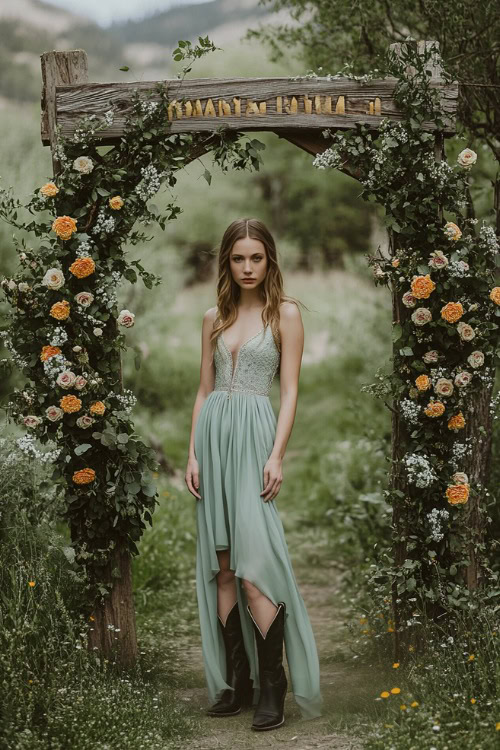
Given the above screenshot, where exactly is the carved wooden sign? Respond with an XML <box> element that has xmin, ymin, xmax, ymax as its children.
<box><xmin>41</xmin><ymin>73</ymin><xmax>458</xmax><ymax>146</ymax></box>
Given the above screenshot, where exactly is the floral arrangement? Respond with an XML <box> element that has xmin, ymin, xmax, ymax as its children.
<box><xmin>315</xmin><ymin>43</ymin><xmax>499</xmax><ymax>612</ymax></box>
<box><xmin>0</xmin><ymin>39</ymin><xmax>264</xmax><ymax>604</ymax></box>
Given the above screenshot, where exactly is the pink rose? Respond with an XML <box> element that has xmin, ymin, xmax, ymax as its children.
<box><xmin>56</xmin><ymin>370</ymin><xmax>77</xmax><ymax>389</ymax></box>
<box><xmin>117</xmin><ymin>309</ymin><xmax>135</xmax><ymax>328</ymax></box>
<box><xmin>454</xmin><ymin>371</ymin><xmax>472</xmax><ymax>388</ymax></box>
<box><xmin>46</xmin><ymin>406</ymin><xmax>64</xmax><ymax>422</ymax></box>
<box><xmin>423</xmin><ymin>350</ymin><xmax>439</xmax><ymax>364</ymax></box>
<box><xmin>74</xmin><ymin>376</ymin><xmax>87</xmax><ymax>390</ymax></box>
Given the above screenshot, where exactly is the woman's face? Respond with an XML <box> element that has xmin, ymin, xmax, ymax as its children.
<box><xmin>229</xmin><ymin>236</ymin><xmax>268</xmax><ymax>291</ymax></box>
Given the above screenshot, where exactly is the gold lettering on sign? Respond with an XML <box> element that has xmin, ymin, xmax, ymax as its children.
<box><xmin>245</xmin><ymin>100</ymin><xmax>260</xmax><ymax>115</ymax></box>
<box><xmin>277</xmin><ymin>96</ymin><xmax>282</xmax><ymax>113</ymax></box>
<box><xmin>184</xmin><ymin>101</ymin><xmax>193</xmax><ymax>117</ymax></box>
<box><xmin>194</xmin><ymin>99</ymin><xmax>203</xmax><ymax>116</ymax></box>
<box><xmin>335</xmin><ymin>96</ymin><xmax>345</xmax><ymax>115</ymax></box>
<box><xmin>233</xmin><ymin>97</ymin><xmax>241</xmax><ymax>116</ymax></box>
<box><xmin>304</xmin><ymin>95</ymin><xmax>312</xmax><ymax>114</ymax></box>
<box><xmin>375</xmin><ymin>97</ymin><xmax>381</xmax><ymax>115</ymax></box>
<box><xmin>204</xmin><ymin>99</ymin><xmax>216</xmax><ymax>116</ymax></box>
<box><xmin>259</xmin><ymin>101</ymin><xmax>266</xmax><ymax>114</ymax></box>
<box><xmin>167</xmin><ymin>99</ymin><xmax>183</xmax><ymax>120</ymax></box>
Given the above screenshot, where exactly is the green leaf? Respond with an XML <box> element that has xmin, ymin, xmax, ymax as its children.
<box><xmin>119</xmin><ymin>65</ymin><xmax>130</xmax><ymax>72</ymax></box>
<box><xmin>392</xmin><ymin>323</ymin><xmax>403</xmax><ymax>342</ymax></box>
<box><xmin>141</xmin><ymin>483</ymin><xmax>157</xmax><ymax>497</ymax></box>
<box><xmin>74</xmin><ymin>443</ymin><xmax>92</xmax><ymax>455</ymax></box>
<box><xmin>202</xmin><ymin>169</ymin><xmax>212</xmax><ymax>185</ymax></box>
<box><xmin>117</xmin><ymin>433</ymin><xmax>129</xmax><ymax>444</ymax></box>
<box><xmin>96</xmin><ymin>187</ymin><xmax>110</xmax><ymax>197</ymax></box>
<box><xmin>399</xmin><ymin>346</ymin><xmax>413</xmax><ymax>356</ymax></box>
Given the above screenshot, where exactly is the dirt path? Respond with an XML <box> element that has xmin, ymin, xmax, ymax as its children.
<box><xmin>174</xmin><ymin>510</ymin><xmax>374</xmax><ymax>750</ymax></box>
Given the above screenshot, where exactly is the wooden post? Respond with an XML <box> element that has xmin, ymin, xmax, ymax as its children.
<box><xmin>40</xmin><ymin>50</ymin><xmax>139</xmax><ymax>668</ymax></box>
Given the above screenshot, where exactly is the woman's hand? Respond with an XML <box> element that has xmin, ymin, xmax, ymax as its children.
<box><xmin>185</xmin><ymin>456</ymin><xmax>202</xmax><ymax>500</ymax></box>
<box><xmin>261</xmin><ymin>456</ymin><xmax>283</xmax><ymax>502</ymax></box>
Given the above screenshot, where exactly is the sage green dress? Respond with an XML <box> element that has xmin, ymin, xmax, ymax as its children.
<box><xmin>194</xmin><ymin>323</ymin><xmax>322</xmax><ymax>720</ymax></box>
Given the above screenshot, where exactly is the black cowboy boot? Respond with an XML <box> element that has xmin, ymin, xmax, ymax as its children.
<box><xmin>247</xmin><ymin>602</ymin><xmax>288</xmax><ymax>731</ymax></box>
<box><xmin>206</xmin><ymin>602</ymin><xmax>254</xmax><ymax>717</ymax></box>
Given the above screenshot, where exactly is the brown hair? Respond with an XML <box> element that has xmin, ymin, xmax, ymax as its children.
<box><xmin>209</xmin><ymin>218</ymin><xmax>307</xmax><ymax>371</ymax></box>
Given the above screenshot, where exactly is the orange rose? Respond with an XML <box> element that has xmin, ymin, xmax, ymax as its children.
<box><xmin>89</xmin><ymin>401</ymin><xmax>106</xmax><ymax>416</ymax></box>
<box><xmin>448</xmin><ymin>412</ymin><xmax>465</xmax><ymax>431</ymax></box>
<box><xmin>69</xmin><ymin>257</ymin><xmax>95</xmax><ymax>279</ymax></box>
<box><xmin>489</xmin><ymin>287</ymin><xmax>500</xmax><ymax>305</ymax></box>
<box><xmin>392</xmin><ymin>258</ymin><xmax>400</xmax><ymax>268</ymax></box>
<box><xmin>415</xmin><ymin>375</ymin><xmax>431</xmax><ymax>391</ymax></box>
<box><xmin>109</xmin><ymin>195</ymin><xmax>124</xmax><ymax>210</ymax></box>
<box><xmin>424</xmin><ymin>400</ymin><xmax>445</xmax><ymax>418</ymax></box>
<box><xmin>49</xmin><ymin>300</ymin><xmax>70</xmax><ymax>320</ymax></box>
<box><xmin>60</xmin><ymin>394</ymin><xmax>82</xmax><ymax>413</ymax></box>
<box><xmin>40</xmin><ymin>345</ymin><xmax>62</xmax><ymax>362</ymax></box>
<box><xmin>446</xmin><ymin>483</ymin><xmax>470</xmax><ymax>505</ymax></box>
<box><xmin>411</xmin><ymin>275</ymin><xmax>436</xmax><ymax>299</ymax></box>
<box><xmin>40</xmin><ymin>182</ymin><xmax>59</xmax><ymax>197</ymax></box>
<box><xmin>72</xmin><ymin>468</ymin><xmax>96</xmax><ymax>485</ymax></box>
<box><xmin>441</xmin><ymin>302</ymin><xmax>464</xmax><ymax>323</ymax></box>
<box><xmin>52</xmin><ymin>216</ymin><xmax>77</xmax><ymax>241</ymax></box>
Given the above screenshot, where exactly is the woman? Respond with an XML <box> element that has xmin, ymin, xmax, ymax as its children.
<box><xmin>185</xmin><ymin>218</ymin><xmax>322</xmax><ymax>731</ymax></box>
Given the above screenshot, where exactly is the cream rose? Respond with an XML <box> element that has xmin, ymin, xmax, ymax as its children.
<box><xmin>72</xmin><ymin>345</ymin><xmax>82</xmax><ymax>353</ymax></box>
<box><xmin>117</xmin><ymin>309</ymin><xmax>135</xmax><ymax>328</ymax></box>
<box><xmin>453</xmin><ymin>471</ymin><xmax>469</xmax><ymax>485</ymax></box>
<box><xmin>24</xmin><ymin>415</ymin><xmax>42</xmax><ymax>428</ymax></box>
<box><xmin>455</xmin><ymin>371</ymin><xmax>473</xmax><ymax>388</ymax></box>
<box><xmin>402</xmin><ymin>291</ymin><xmax>417</xmax><ymax>308</ymax></box>
<box><xmin>434</xmin><ymin>378</ymin><xmax>454</xmax><ymax>397</ymax></box>
<box><xmin>42</xmin><ymin>268</ymin><xmax>65</xmax><ymax>290</ymax></box>
<box><xmin>73</xmin><ymin>156</ymin><xmax>94</xmax><ymax>174</ymax></box>
<box><xmin>423</xmin><ymin>350</ymin><xmax>439</xmax><ymax>364</ymax></box>
<box><xmin>411</xmin><ymin>307</ymin><xmax>432</xmax><ymax>326</ymax></box>
<box><xmin>18</xmin><ymin>282</ymin><xmax>29</xmax><ymax>292</ymax></box>
<box><xmin>76</xmin><ymin>415</ymin><xmax>95</xmax><ymax>429</ymax></box>
<box><xmin>56</xmin><ymin>370</ymin><xmax>77</xmax><ymax>389</ymax></box>
<box><xmin>8</xmin><ymin>279</ymin><xmax>17</xmax><ymax>290</ymax></box>
<box><xmin>74</xmin><ymin>375</ymin><xmax>87</xmax><ymax>390</ymax></box>
<box><xmin>457</xmin><ymin>148</ymin><xmax>477</xmax><ymax>168</ymax></box>
<box><xmin>93</xmin><ymin>327</ymin><xmax>103</xmax><ymax>337</ymax></box>
<box><xmin>75</xmin><ymin>291</ymin><xmax>94</xmax><ymax>307</ymax></box>
<box><xmin>467</xmin><ymin>351</ymin><xmax>484</xmax><ymax>368</ymax></box>
<box><xmin>46</xmin><ymin>405</ymin><xmax>64</xmax><ymax>422</ymax></box>
<box><xmin>457</xmin><ymin>322</ymin><xmax>475</xmax><ymax>341</ymax></box>
<box><xmin>428</xmin><ymin>250</ymin><xmax>449</xmax><ymax>269</ymax></box>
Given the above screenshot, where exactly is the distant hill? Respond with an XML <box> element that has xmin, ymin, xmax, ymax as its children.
<box><xmin>0</xmin><ymin>0</ymin><xmax>287</xmax><ymax>106</ymax></box>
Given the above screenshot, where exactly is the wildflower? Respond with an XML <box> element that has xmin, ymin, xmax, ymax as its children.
<box><xmin>380</xmin><ymin>691</ymin><xmax>390</xmax><ymax>698</ymax></box>
<box><xmin>392</xmin><ymin>662</ymin><xmax>400</xmax><ymax>668</ymax></box>
<box><xmin>390</xmin><ymin>687</ymin><xmax>401</xmax><ymax>694</ymax></box>
<box><xmin>28</xmin><ymin>581</ymin><xmax>36</xmax><ymax>587</ymax></box>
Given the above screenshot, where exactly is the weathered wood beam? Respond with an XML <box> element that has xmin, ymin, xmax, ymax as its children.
<box><xmin>41</xmin><ymin>72</ymin><xmax>458</xmax><ymax>147</ymax></box>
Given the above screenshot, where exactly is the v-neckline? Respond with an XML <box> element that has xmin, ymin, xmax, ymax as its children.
<box><xmin>221</xmin><ymin>326</ymin><xmax>265</xmax><ymax>376</ymax></box>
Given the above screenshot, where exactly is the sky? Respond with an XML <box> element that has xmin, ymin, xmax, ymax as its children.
<box><xmin>47</xmin><ymin>0</ymin><xmax>212</xmax><ymax>27</ymax></box>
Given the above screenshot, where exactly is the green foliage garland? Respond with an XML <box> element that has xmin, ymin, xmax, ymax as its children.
<box><xmin>0</xmin><ymin>39</ymin><xmax>264</xmax><ymax>605</ymax></box>
<box><xmin>313</xmin><ymin>43</ymin><xmax>500</xmax><ymax>611</ymax></box>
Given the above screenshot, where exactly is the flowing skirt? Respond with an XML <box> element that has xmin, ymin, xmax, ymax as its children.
<box><xmin>194</xmin><ymin>389</ymin><xmax>322</xmax><ymax>719</ymax></box>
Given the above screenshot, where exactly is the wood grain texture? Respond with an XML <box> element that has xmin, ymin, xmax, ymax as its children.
<box><xmin>41</xmin><ymin>75</ymin><xmax>458</xmax><ymax>145</ymax></box>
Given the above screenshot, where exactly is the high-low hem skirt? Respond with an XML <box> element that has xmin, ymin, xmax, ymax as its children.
<box><xmin>194</xmin><ymin>389</ymin><xmax>323</xmax><ymax>720</ymax></box>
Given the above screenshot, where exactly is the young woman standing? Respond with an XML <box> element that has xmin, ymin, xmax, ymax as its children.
<box><xmin>185</xmin><ymin>218</ymin><xmax>322</xmax><ymax>731</ymax></box>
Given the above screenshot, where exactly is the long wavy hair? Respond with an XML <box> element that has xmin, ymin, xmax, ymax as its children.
<box><xmin>210</xmin><ymin>218</ymin><xmax>307</xmax><ymax>373</ymax></box>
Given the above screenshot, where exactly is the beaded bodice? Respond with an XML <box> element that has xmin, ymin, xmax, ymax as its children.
<box><xmin>214</xmin><ymin>324</ymin><xmax>280</xmax><ymax>398</ymax></box>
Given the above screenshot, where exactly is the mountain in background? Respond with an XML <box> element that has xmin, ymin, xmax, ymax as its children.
<box><xmin>0</xmin><ymin>0</ymin><xmax>288</xmax><ymax>106</ymax></box>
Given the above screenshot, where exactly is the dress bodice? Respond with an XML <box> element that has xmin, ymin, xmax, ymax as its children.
<box><xmin>213</xmin><ymin>324</ymin><xmax>280</xmax><ymax>398</ymax></box>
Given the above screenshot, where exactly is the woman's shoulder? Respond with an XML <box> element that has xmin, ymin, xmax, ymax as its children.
<box><xmin>279</xmin><ymin>300</ymin><xmax>301</xmax><ymax>320</ymax></box>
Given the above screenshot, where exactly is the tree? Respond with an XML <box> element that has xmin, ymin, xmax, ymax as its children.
<box><xmin>247</xmin><ymin>0</ymin><xmax>500</xmax><ymax>229</ymax></box>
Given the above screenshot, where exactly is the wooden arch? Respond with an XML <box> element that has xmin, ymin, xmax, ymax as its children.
<box><xmin>39</xmin><ymin>45</ymin><xmax>459</xmax><ymax>665</ymax></box>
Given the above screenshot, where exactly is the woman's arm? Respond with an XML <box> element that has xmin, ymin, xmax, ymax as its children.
<box><xmin>185</xmin><ymin>307</ymin><xmax>217</xmax><ymax>499</ymax></box>
<box><xmin>261</xmin><ymin>301</ymin><xmax>304</xmax><ymax>501</ymax></box>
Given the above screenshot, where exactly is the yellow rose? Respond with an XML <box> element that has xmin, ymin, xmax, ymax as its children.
<box><xmin>415</xmin><ymin>375</ymin><xmax>431</xmax><ymax>391</ymax></box>
<box><xmin>89</xmin><ymin>401</ymin><xmax>106</xmax><ymax>416</ymax></box>
<box><xmin>446</xmin><ymin>483</ymin><xmax>470</xmax><ymax>505</ymax></box>
<box><xmin>411</xmin><ymin>275</ymin><xmax>436</xmax><ymax>299</ymax></box>
<box><xmin>49</xmin><ymin>300</ymin><xmax>70</xmax><ymax>320</ymax></box>
<box><xmin>448</xmin><ymin>412</ymin><xmax>465</xmax><ymax>431</ymax></box>
<box><xmin>69</xmin><ymin>257</ymin><xmax>96</xmax><ymax>279</ymax></box>
<box><xmin>109</xmin><ymin>195</ymin><xmax>124</xmax><ymax>210</ymax></box>
<box><xmin>40</xmin><ymin>345</ymin><xmax>62</xmax><ymax>362</ymax></box>
<box><xmin>443</xmin><ymin>221</ymin><xmax>462</xmax><ymax>241</ymax></box>
<box><xmin>489</xmin><ymin>287</ymin><xmax>500</xmax><ymax>305</ymax></box>
<box><xmin>424</xmin><ymin>400</ymin><xmax>445</xmax><ymax>418</ymax></box>
<box><xmin>40</xmin><ymin>182</ymin><xmax>59</xmax><ymax>197</ymax></box>
<box><xmin>73</xmin><ymin>468</ymin><xmax>96</xmax><ymax>485</ymax></box>
<box><xmin>52</xmin><ymin>215</ymin><xmax>77</xmax><ymax>241</ymax></box>
<box><xmin>60</xmin><ymin>394</ymin><xmax>82</xmax><ymax>413</ymax></box>
<box><xmin>441</xmin><ymin>301</ymin><xmax>464</xmax><ymax>323</ymax></box>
